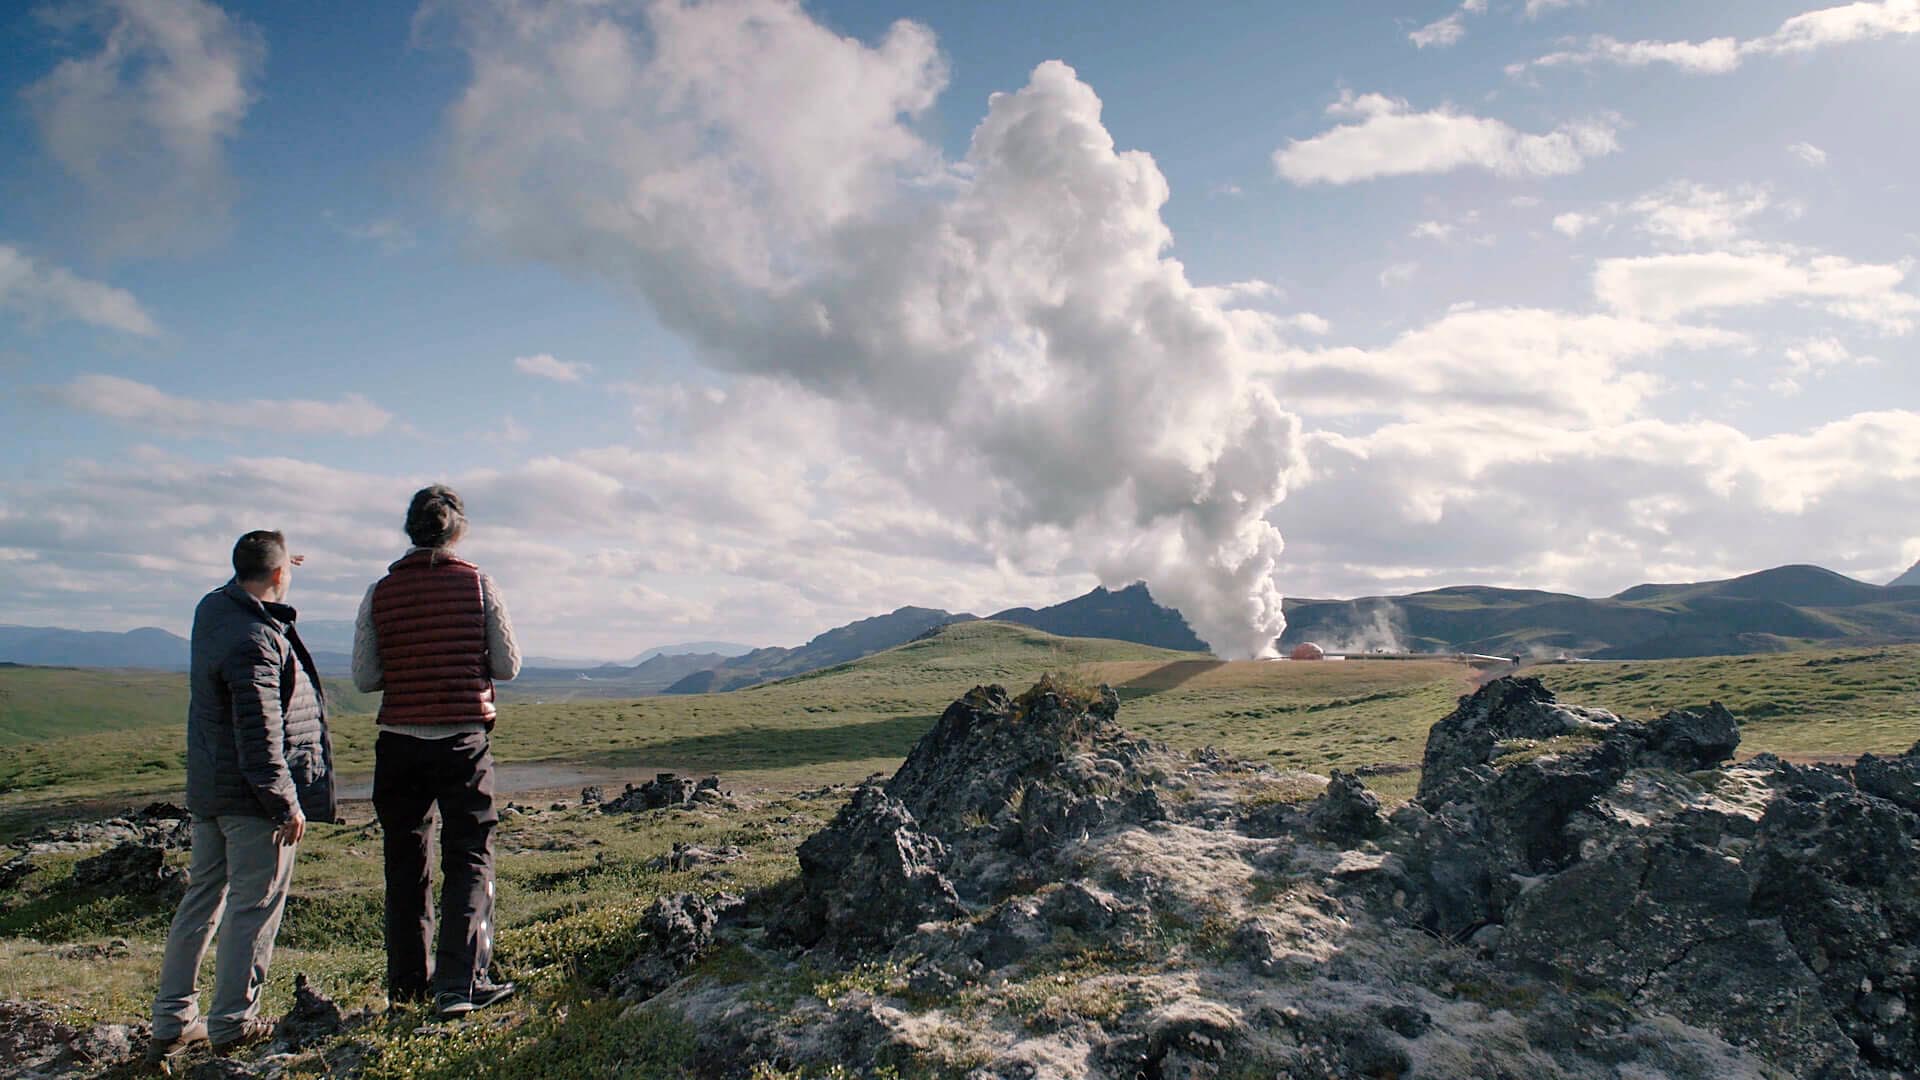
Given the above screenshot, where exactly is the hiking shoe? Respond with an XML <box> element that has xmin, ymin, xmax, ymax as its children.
<box><xmin>144</xmin><ymin>1019</ymin><xmax>207</xmax><ymax>1067</ymax></box>
<box><xmin>434</xmin><ymin>980</ymin><xmax>515</xmax><ymax>1018</ymax></box>
<box><xmin>210</xmin><ymin>1017</ymin><xmax>276</xmax><ymax>1055</ymax></box>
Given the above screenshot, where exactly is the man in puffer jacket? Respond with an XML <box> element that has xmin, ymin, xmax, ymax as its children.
<box><xmin>353</xmin><ymin>485</ymin><xmax>521</xmax><ymax>1017</ymax></box>
<box><xmin>149</xmin><ymin>530</ymin><xmax>336</xmax><ymax>1067</ymax></box>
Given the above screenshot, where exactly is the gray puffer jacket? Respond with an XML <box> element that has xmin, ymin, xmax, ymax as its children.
<box><xmin>185</xmin><ymin>580</ymin><xmax>337</xmax><ymax>823</ymax></box>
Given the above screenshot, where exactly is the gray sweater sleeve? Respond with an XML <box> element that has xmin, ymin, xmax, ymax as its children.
<box><xmin>351</xmin><ymin>583</ymin><xmax>383</xmax><ymax>693</ymax></box>
<box><xmin>481</xmin><ymin>574</ymin><xmax>522</xmax><ymax>681</ymax></box>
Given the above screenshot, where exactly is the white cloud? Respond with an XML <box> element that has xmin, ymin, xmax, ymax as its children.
<box><xmin>1282</xmin><ymin>409</ymin><xmax>1920</xmax><ymax>598</ymax></box>
<box><xmin>1788</xmin><ymin>141</ymin><xmax>1829</xmax><ymax>167</ymax></box>
<box><xmin>1594</xmin><ymin>251</ymin><xmax>1920</xmax><ymax>331</ymax></box>
<box><xmin>1269</xmin><ymin>307</ymin><xmax>1739</xmax><ymax>426</ymax></box>
<box><xmin>1772</xmin><ymin>337</ymin><xmax>1877</xmax><ymax>394</ymax></box>
<box><xmin>1520</xmin><ymin>36</ymin><xmax>1744</xmax><ymax>75</ymax></box>
<box><xmin>23</xmin><ymin>0</ymin><xmax>264</xmax><ymax>255</ymax></box>
<box><xmin>1410</xmin><ymin>11</ymin><xmax>1469</xmax><ymax>48</ymax></box>
<box><xmin>1379</xmin><ymin>261</ymin><xmax>1420</xmax><ymax>287</ymax></box>
<box><xmin>433</xmin><ymin>0</ymin><xmax>1307</xmax><ymax>657</ymax></box>
<box><xmin>0</xmin><ymin>244</ymin><xmax>159</xmax><ymax>336</ymax></box>
<box><xmin>1514</xmin><ymin>0</ymin><xmax>1920</xmax><ymax>76</ymax></box>
<box><xmin>1273</xmin><ymin>92</ymin><xmax>1617</xmax><ymax>185</ymax></box>
<box><xmin>514</xmin><ymin>353</ymin><xmax>593</xmax><ymax>382</ymax></box>
<box><xmin>1627</xmin><ymin>182</ymin><xmax>1773</xmax><ymax>248</ymax></box>
<box><xmin>1784</xmin><ymin>337</ymin><xmax>1869</xmax><ymax>375</ymax></box>
<box><xmin>1281</xmin><ymin>312</ymin><xmax>1332</xmax><ymax>336</ymax></box>
<box><xmin>45</xmin><ymin>375</ymin><xmax>393</xmax><ymax>437</ymax></box>
<box><xmin>1197</xmin><ymin>279</ymin><xmax>1283</xmax><ymax>306</ymax></box>
<box><xmin>0</xmin><ymin>387</ymin><xmax>1101</xmax><ymax>656</ymax></box>
<box><xmin>1552</xmin><ymin>211</ymin><xmax>1596</xmax><ymax>238</ymax></box>
<box><xmin>1411</xmin><ymin>220</ymin><xmax>1456</xmax><ymax>241</ymax></box>
<box><xmin>1525</xmin><ymin>0</ymin><xmax>1583</xmax><ymax>15</ymax></box>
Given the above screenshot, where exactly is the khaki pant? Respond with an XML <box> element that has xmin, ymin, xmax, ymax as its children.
<box><xmin>151</xmin><ymin>816</ymin><xmax>296</xmax><ymax>1041</ymax></box>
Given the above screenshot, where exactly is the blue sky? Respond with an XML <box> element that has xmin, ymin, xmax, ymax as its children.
<box><xmin>1</xmin><ymin>0</ymin><xmax>1916</xmax><ymax>659</ymax></box>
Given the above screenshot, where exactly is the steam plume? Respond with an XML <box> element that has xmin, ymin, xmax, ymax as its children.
<box><xmin>434</xmin><ymin>0</ymin><xmax>1305</xmax><ymax>657</ymax></box>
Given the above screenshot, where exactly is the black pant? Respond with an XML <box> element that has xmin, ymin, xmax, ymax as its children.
<box><xmin>373</xmin><ymin>731</ymin><xmax>498</xmax><ymax>998</ymax></box>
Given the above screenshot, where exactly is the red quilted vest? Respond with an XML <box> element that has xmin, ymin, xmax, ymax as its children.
<box><xmin>371</xmin><ymin>550</ymin><xmax>496</xmax><ymax>727</ymax></box>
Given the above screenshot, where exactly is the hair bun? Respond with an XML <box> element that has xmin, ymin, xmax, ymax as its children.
<box><xmin>405</xmin><ymin>485</ymin><xmax>468</xmax><ymax>548</ymax></box>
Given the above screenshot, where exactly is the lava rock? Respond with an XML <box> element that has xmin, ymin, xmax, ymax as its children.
<box><xmin>71</xmin><ymin>841</ymin><xmax>185</xmax><ymax>900</ymax></box>
<box><xmin>604</xmin><ymin>773</ymin><xmax>704</xmax><ymax>812</ymax></box>
<box><xmin>1305</xmin><ymin>770</ymin><xmax>1385</xmax><ymax>846</ymax></box>
<box><xmin>646</xmin><ymin>842</ymin><xmax>745</xmax><ymax>872</ymax></box>
<box><xmin>579</xmin><ymin>785</ymin><xmax>605</xmax><ymax>806</ymax></box>
<box><xmin>278</xmin><ymin>973</ymin><xmax>345</xmax><ymax>1050</ymax></box>
<box><xmin>773</xmin><ymin>786</ymin><xmax>960</xmax><ymax>951</ymax></box>
<box><xmin>1853</xmin><ymin>743</ymin><xmax>1920</xmax><ymax>812</ymax></box>
<box><xmin>0</xmin><ymin>999</ymin><xmax>139</xmax><ymax>1078</ymax></box>
<box><xmin>615</xmin><ymin>891</ymin><xmax>743</xmax><ymax>1001</ymax></box>
<box><xmin>1642</xmin><ymin>702</ymin><xmax>1741</xmax><ymax>770</ymax></box>
<box><xmin>0</xmin><ymin>854</ymin><xmax>39</xmax><ymax>892</ymax></box>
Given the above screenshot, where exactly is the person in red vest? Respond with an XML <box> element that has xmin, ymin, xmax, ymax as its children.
<box><xmin>352</xmin><ymin>485</ymin><xmax>521</xmax><ymax>1017</ymax></box>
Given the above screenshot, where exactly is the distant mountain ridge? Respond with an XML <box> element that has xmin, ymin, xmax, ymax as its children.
<box><xmin>664</xmin><ymin>607</ymin><xmax>976</xmax><ymax>694</ymax></box>
<box><xmin>661</xmin><ymin>583</ymin><xmax>1206</xmax><ymax>695</ymax></box>
<box><xmin>987</xmin><ymin>583</ymin><xmax>1206</xmax><ymax>652</ymax></box>
<box><xmin>627</xmin><ymin>642</ymin><xmax>755</xmax><ymax>665</ymax></box>
<box><xmin>13</xmin><ymin>564</ymin><xmax>1918</xmax><ymax>683</ymax></box>
<box><xmin>1281</xmin><ymin>564</ymin><xmax>1920</xmax><ymax>660</ymax></box>
<box><xmin>0</xmin><ymin>625</ymin><xmax>190</xmax><ymax>670</ymax></box>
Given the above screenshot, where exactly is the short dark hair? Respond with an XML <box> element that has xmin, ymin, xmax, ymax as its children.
<box><xmin>405</xmin><ymin>485</ymin><xmax>468</xmax><ymax>549</ymax></box>
<box><xmin>232</xmin><ymin>530</ymin><xmax>287</xmax><ymax>584</ymax></box>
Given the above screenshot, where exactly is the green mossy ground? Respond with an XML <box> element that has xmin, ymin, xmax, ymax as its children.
<box><xmin>2</xmin><ymin>627</ymin><xmax>1914</xmax><ymax>1076</ymax></box>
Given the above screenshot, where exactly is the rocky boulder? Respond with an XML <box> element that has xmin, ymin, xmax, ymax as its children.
<box><xmin>277</xmin><ymin>974</ymin><xmax>348</xmax><ymax>1051</ymax></box>
<box><xmin>71</xmin><ymin>841</ymin><xmax>185</xmax><ymax>901</ymax></box>
<box><xmin>616</xmin><ymin>891</ymin><xmax>744</xmax><ymax>1001</ymax></box>
<box><xmin>603</xmin><ymin>773</ymin><xmax>727</xmax><ymax>813</ymax></box>
<box><xmin>772</xmin><ymin>785</ymin><xmax>961</xmax><ymax>951</ymax></box>
<box><xmin>637</xmin><ymin>675</ymin><xmax>1920</xmax><ymax>1080</ymax></box>
<box><xmin>0</xmin><ymin>1000</ymin><xmax>138</xmax><ymax>1079</ymax></box>
<box><xmin>1397</xmin><ymin>677</ymin><xmax>1920</xmax><ymax>1077</ymax></box>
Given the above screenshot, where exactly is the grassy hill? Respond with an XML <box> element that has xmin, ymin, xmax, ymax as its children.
<box><xmin>0</xmin><ymin>667</ymin><xmax>376</xmax><ymax>806</ymax></box>
<box><xmin>2</xmin><ymin>632</ymin><xmax>1915</xmax><ymax>1074</ymax></box>
<box><xmin>1283</xmin><ymin>564</ymin><xmax>1920</xmax><ymax>660</ymax></box>
<box><xmin>0</xmin><ymin>666</ymin><xmax>376</xmax><ymax>745</ymax></box>
<box><xmin>1529</xmin><ymin>646</ymin><xmax>1920</xmax><ymax>757</ymax></box>
<box><xmin>8</xmin><ymin>623</ymin><xmax>1916</xmax><ymax>834</ymax></box>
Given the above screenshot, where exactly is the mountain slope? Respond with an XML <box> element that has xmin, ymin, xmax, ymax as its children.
<box><xmin>1890</xmin><ymin>560</ymin><xmax>1920</xmax><ymax>589</ymax></box>
<box><xmin>0</xmin><ymin>625</ymin><xmax>191</xmax><ymax>670</ymax></box>
<box><xmin>988</xmin><ymin>583</ymin><xmax>1207</xmax><ymax>652</ymax></box>
<box><xmin>663</xmin><ymin>607</ymin><xmax>978</xmax><ymax>694</ymax></box>
<box><xmin>500</xmin><ymin>652</ymin><xmax>735</xmax><ymax>703</ymax></box>
<box><xmin>627</xmin><ymin>642</ymin><xmax>755</xmax><ymax>665</ymax></box>
<box><xmin>1281</xmin><ymin>564</ymin><xmax>1920</xmax><ymax>660</ymax></box>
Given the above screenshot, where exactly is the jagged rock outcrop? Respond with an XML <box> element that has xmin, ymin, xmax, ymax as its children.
<box><xmin>0</xmin><ymin>1001</ymin><xmax>138</xmax><ymax>1079</ymax></box>
<box><xmin>277</xmin><ymin>974</ymin><xmax>347</xmax><ymax>1051</ymax></box>
<box><xmin>602</xmin><ymin>773</ymin><xmax>729</xmax><ymax>813</ymax></box>
<box><xmin>71</xmin><ymin>840</ymin><xmax>186</xmax><ymax>901</ymax></box>
<box><xmin>14</xmin><ymin>801</ymin><xmax>192</xmax><ymax>855</ymax></box>
<box><xmin>615</xmin><ymin>891</ymin><xmax>744</xmax><ymax>1001</ymax></box>
<box><xmin>1394</xmin><ymin>678</ymin><xmax>1919</xmax><ymax>1078</ymax></box>
<box><xmin>624</xmin><ymin>676</ymin><xmax>1918</xmax><ymax>1079</ymax></box>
